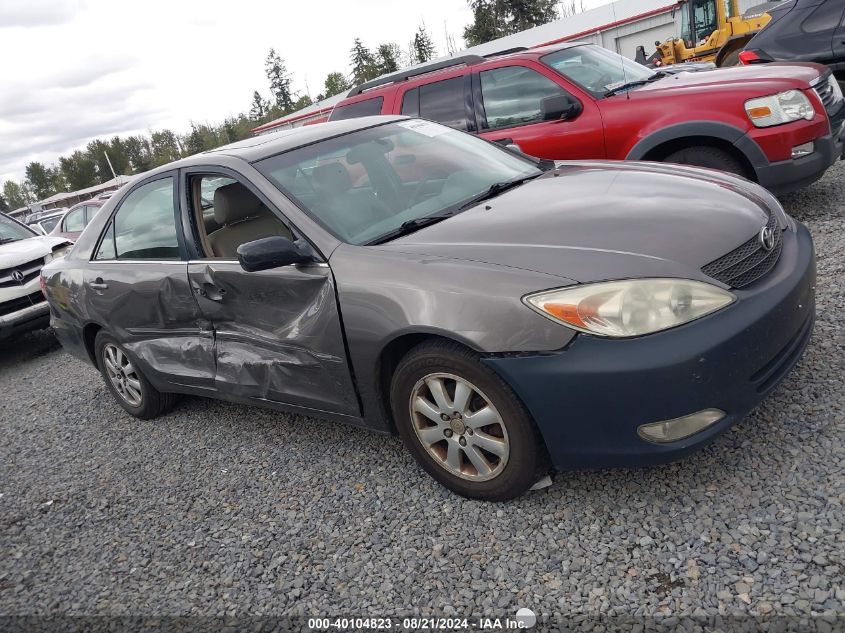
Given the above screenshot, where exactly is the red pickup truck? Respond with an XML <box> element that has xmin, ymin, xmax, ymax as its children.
<box><xmin>329</xmin><ymin>43</ymin><xmax>845</xmax><ymax>195</ymax></box>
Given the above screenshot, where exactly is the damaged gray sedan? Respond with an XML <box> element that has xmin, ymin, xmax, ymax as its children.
<box><xmin>42</xmin><ymin>116</ymin><xmax>815</xmax><ymax>500</ymax></box>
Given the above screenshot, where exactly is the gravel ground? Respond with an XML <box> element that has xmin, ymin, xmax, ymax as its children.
<box><xmin>1</xmin><ymin>162</ymin><xmax>844</xmax><ymax>628</ymax></box>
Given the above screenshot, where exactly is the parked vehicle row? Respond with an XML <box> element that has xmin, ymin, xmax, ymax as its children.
<box><xmin>740</xmin><ymin>0</ymin><xmax>845</xmax><ymax>78</ymax></box>
<box><xmin>42</xmin><ymin>116</ymin><xmax>816</xmax><ymax>500</ymax></box>
<box><xmin>328</xmin><ymin>42</ymin><xmax>844</xmax><ymax>195</ymax></box>
<box><xmin>0</xmin><ymin>213</ymin><xmax>72</xmax><ymax>341</ymax></box>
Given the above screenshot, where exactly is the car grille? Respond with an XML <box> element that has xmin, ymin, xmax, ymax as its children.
<box><xmin>0</xmin><ymin>257</ymin><xmax>45</xmax><ymax>289</ymax></box>
<box><xmin>812</xmin><ymin>74</ymin><xmax>843</xmax><ymax>118</ymax></box>
<box><xmin>701</xmin><ymin>213</ymin><xmax>782</xmax><ymax>289</ymax></box>
<box><xmin>0</xmin><ymin>291</ymin><xmax>45</xmax><ymax>317</ymax></box>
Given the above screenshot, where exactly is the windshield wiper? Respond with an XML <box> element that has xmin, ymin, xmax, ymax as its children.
<box><xmin>457</xmin><ymin>174</ymin><xmax>541</xmax><ymax>212</ymax></box>
<box><xmin>604</xmin><ymin>74</ymin><xmax>664</xmax><ymax>97</ymax></box>
<box><xmin>0</xmin><ymin>237</ymin><xmax>20</xmax><ymax>245</ymax></box>
<box><xmin>367</xmin><ymin>214</ymin><xmax>454</xmax><ymax>245</ymax></box>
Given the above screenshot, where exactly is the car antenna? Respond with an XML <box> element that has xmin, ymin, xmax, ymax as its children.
<box><xmin>610</xmin><ymin>0</ymin><xmax>631</xmax><ymax>100</ymax></box>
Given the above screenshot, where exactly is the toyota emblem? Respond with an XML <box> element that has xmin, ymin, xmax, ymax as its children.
<box><xmin>759</xmin><ymin>227</ymin><xmax>775</xmax><ymax>252</ymax></box>
<box><xmin>11</xmin><ymin>270</ymin><xmax>25</xmax><ymax>284</ymax></box>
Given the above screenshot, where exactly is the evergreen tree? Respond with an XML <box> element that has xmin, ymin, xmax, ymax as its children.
<box><xmin>250</xmin><ymin>90</ymin><xmax>269</xmax><ymax>120</ymax></box>
<box><xmin>376</xmin><ymin>43</ymin><xmax>402</xmax><ymax>74</ymax></box>
<box><xmin>265</xmin><ymin>49</ymin><xmax>295</xmax><ymax>113</ymax></box>
<box><xmin>0</xmin><ymin>193</ymin><xmax>8</xmax><ymax>212</ymax></box>
<box><xmin>350</xmin><ymin>38</ymin><xmax>378</xmax><ymax>85</ymax></box>
<box><xmin>412</xmin><ymin>25</ymin><xmax>437</xmax><ymax>64</ymax></box>
<box><xmin>463</xmin><ymin>0</ymin><xmax>559</xmax><ymax>46</ymax></box>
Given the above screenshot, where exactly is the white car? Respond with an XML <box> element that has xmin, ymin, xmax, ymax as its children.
<box><xmin>1</xmin><ymin>213</ymin><xmax>72</xmax><ymax>341</ymax></box>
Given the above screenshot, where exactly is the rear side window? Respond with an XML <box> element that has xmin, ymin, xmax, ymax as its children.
<box><xmin>401</xmin><ymin>88</ymin><xmax>419</xmax><ymax>117</ymax></box>
<box><xmin>329</xmin><ymin>97</ymin><xmax>384</xmax><ymax>121</ymax></box>
<box><xmin>94</xmin><ymin>177</ymin><xmax>180</xmax><ymax>260</ymax></box>
<box><xmin>480</xmin><ymin>66</ymin><xmax>564</xmax><ymax>130</ymax></box>
<box><xmin>418</xmin><ymin>77</ymin><xmax>468</xmax><ymax>130</ymax></box>
<box><xmin>802</xmin><ymin>2</ymin><xmax>844</xmax><ymax>33</ymax></box>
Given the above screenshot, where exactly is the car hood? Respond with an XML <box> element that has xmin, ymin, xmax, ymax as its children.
<box><xmin>637</xmin><ymin>62</ymin><xmax>822</xmax><ymax>95</ymax></box>
<box><xmin>383</xmin><ymin>162</ymin><xmax>780</xmax><ymax>285</ymax></box>
<box><xmin>0</xmin><ymin>236</ymin><xmax>70</xmax><ymax>269</ymax></box>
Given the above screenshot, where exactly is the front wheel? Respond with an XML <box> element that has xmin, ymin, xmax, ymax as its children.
<box><xmin>664</xmin><ymin>146</ymin><xmax>747</xmax><ymax>178</ymax></box>
<box><xmin>390</xmin><ymin>341</ymin><xmax>545</xmax><ymax>501</ymax></box>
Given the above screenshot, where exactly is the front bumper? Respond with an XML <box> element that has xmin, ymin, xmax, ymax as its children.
<box><xmin>483</xmin><ymin>222</ymin><xmax>816</xmax><ymax>470</ymax></box>
<box><xmin>0</xmin><ymin>299</ymin><xmax>50</xmax><ymax>341</ymax></box>
<box><xmin>741</xmin><ymin>113</ymin><xmax>845</xmax><ymax>196</ymax></box>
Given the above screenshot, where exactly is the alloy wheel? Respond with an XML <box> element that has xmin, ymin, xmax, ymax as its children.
<box><xmin>409</xmin><ymin>372</ymin><xmax>510</xmax><ymax>482</ymax></box>
<box><xmin>103</xmin><ymin>344</ymin><xmax>143</xmax><ymax>407</ymax></box>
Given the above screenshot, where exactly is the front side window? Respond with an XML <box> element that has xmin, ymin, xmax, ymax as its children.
<box><xmin>95</xmin><ymin>177</ymin><xmax>180</xmax><ymax>260</ymax></box>
<box><xmin>419</xmin><ymin>77</ymin><xmax>468</xmax><ymax>130</ymax></box>
<box><xmin>255</xmin><ymin>120</ymin><xmax>539</xmax><ymax>245</ymax></box>
<box><xmin>480</xmin><ymin>66</ymin><xmax>564</xmax><ymax>130</ymax></box>
<box><xmin>64</xmin><ymin>208</ymin><xmax>85</xmax><ymax>232</ymax></box>
<box><xmin>0</xmin><ymin>213</ymin><xmax>36</xmax><ymax>243</ymax></box>
<box><xmin>189</xmin><ymin>174</ymin><xmax>292</xmax><ymax>259</ymax></box>
<box><xmin>329</xmin><ymin>97</ymin><xmax>384</xmax><ymax>121</ymax></box>
<box><xmin>542</xmin><ymin>45</ymin><xmax>654</xmax><ymax>98</ymax></box>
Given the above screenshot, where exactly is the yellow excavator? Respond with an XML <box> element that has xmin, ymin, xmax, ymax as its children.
<box><xmin>641</xmin><ymin>1</ymin><xmax>781</xmax><ymax>68</ymax></box>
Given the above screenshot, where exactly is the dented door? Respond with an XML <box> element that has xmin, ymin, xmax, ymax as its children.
<box><xmin>187</xmin><ymin>261</ymin><xmax>360</xmax><ymax>416</ymax></box>
<box><xmin>83</xmin><ymin>262</ymin><xmax>215</xmax><ymax>390</ymax></box>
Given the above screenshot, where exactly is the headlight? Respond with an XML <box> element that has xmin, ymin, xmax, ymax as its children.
<box><xmin>524</xmin><ymin>279</ymin><xmax>735</xmax><ymax>338</ymax></box>
<box><xmin>50</xmin><ymin>244</ymin><xmax>72</xmax><ymax>260</ymax></box>
<box><xmin>745</xmin><ymin>90</ymin><xmax>815</xmax><ymax>128</ymax></box>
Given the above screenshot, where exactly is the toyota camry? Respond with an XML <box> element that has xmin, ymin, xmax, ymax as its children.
<box><xmin>41</xmin><ymin>116</ymin><xmax>815</xmax><ymax>500</ymax></box>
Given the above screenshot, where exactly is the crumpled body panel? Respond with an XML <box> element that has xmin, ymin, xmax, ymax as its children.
<box><xmin>188</xmin><ymin>261</ymin><xmax>359</xmax><ymax>416</ymax></box>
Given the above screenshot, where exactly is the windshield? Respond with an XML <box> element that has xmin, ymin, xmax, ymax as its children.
<box><xmin>0</xmin><ymin>213</ymin><xmax>36</xmax><ymax>243</ymax></box>
<box><xmin>681</xmin><ymin>0</ymin><xmax>719</xmax><ymax>47</ymax></box>
<box><xmin>542</xmin><ymin>45</ymin><xmax>655</xmax><ymax>98</ymax></box>
<box><xmin>255</xmin><ymin>120</ymin><xmax>540</xmax><ymax>245</ymax></box>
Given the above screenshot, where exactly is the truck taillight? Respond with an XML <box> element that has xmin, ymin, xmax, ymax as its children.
<box><xmin>739</xmin><ymin>50</ymin><xmax>761</xmax><ymax>65</ymax></box>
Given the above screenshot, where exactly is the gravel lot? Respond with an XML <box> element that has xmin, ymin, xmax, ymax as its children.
<box><xmin>1</xmin><ymin>162</ymin><xmax>844</xmax><ymax>627</ymax></box>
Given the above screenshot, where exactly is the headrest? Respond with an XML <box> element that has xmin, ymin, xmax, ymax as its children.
<box><xmin>313</xmin><ymin>163</ymin><xmax>352</xmax><ymax>196</ymax></box>
<box><xmin>213</xmin><ymin>182</ymin><xmax>267</xmax><ymax>225</ymax></box>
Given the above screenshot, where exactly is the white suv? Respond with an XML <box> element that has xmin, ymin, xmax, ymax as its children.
<box><xmin>1</xmin><ymin>213</ymin><xmax>72</xmax><ymax>341</ymax></box>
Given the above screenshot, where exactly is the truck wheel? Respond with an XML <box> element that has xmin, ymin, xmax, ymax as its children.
<box><xmin>720</xmin><ymin>49</ymin><xmax>741</xmax><ymax>67</ymax></box>
<box><xmin>390</xmin><ymin>340</ymin><xmax>546</xmax><ymax>501</ymax></box>
<box><xmin>664</xmin><ymin>146</ymin><xmax>747</xmax><ymax>178</ymax></box>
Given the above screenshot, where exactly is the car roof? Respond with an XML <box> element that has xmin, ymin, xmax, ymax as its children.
<box><xmin>338</xmin><ymin>42</ymin><xmax>589</xmax><ymax>104</ymax></box>
<box><xmin>129</xmin><ymin>116</ymin><xmax>408</xmax><ymax>178</ymax></box>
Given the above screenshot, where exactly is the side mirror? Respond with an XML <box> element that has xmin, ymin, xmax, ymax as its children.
<box><xmin>237</xmin><ymin>236</ymin><xmax>315</xmax><ymax>272</ymax></box>
<box><xmin>541</xmin><ymin>94</ymin><xmax>582</xmax><ymax>122</ymax></box>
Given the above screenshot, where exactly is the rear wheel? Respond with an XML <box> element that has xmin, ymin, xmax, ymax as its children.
<box><xmin>664</xmin><ymin>146</ymin><xmax>747</xmax><ymax>178</ymax></box>
<box><xmin>95</xmin><ymin>331</ymin><xmax>177</xmax><ymax>419</ymax></box>
<box><xmin>390</xmin><ymin>341</ymin><xmax>545</xmax><ymax>501</ymax></box>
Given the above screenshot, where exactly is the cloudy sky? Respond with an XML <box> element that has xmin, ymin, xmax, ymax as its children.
<box><xmin>0</xmin><ymin>0</ymin><xmax>612</xmax><ymax>183</ymax></box>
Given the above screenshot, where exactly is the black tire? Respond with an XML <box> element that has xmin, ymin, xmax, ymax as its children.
<box><xmin>664</xmin><ymin>146</ymin><xmax>747</xmax><ymax>178</ymax></box>
<box><xmin>719</xmin><ymin>48</ymin><xmax>741</xmax><ymax>68</ymax></box>
<box><xmin>94</xmin><ymin>331</ymin><xmax>177</xmax><ymax>420</ymax></box>
<box><xmin>390</xmin><ymin>340</ymin><xmax>546</xmax><ymax>501</ymax></box>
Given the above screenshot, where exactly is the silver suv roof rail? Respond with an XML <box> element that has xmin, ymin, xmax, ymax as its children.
<box><xmin>346</xmin><ymin>55</ymin><xmax>486</xmax><ymax>97</ymax></box>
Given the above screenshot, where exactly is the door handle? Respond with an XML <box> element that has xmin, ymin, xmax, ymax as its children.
<box><xmin>200</xmin><ymin>283</ymin><xmax>226</xmax><ymax>301</ymax></box>
<box><xmin>90</xmin><ymin>278</ymin><xmax>109</xmax><ymax>291</ymax></box>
